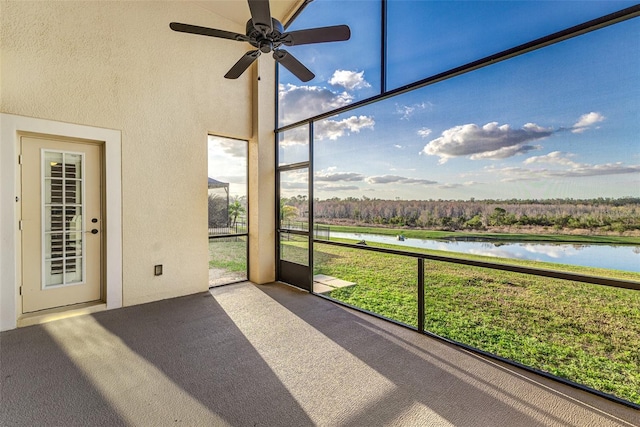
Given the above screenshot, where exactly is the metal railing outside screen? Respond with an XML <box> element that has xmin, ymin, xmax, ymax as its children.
<box><xmin>422</xmin><ymin>259</ymin><xmax>640</xmax><ymax>404</ymax></box>
<box><xmin>313</xmin><ymin>239</ymin><xmax>640</xmax><ymax>407</ymax></box>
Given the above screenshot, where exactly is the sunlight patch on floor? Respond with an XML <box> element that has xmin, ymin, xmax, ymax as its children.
<box><xmin>44</xmin><ymin>316</ymin><xmax>229</xmax><ymax>426</ymax></box>
<box><xmin>211</xmin><ymin>284</ymin><xmax>454</xmax><ymax>426</ymax></box>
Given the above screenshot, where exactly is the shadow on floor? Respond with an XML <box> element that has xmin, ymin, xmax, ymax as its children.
<box><xmin>2</xmin><ymin>282</ymin><xmax>638</xmax><ymax>426</ymax></box>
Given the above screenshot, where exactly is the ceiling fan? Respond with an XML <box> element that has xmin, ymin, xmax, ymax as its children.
<box><xmin>170</xmin><ymin>0</ymin><xmax>351</xmax><ymax>82</ymax></box>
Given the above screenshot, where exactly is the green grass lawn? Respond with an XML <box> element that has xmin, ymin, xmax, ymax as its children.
<box><xmin>209</xmin><ymin>238</ymin><xmax>247</xmax><ymax>272</ymax></box>
<box><xmin>307</xmin><ymin>240</ymin><xmax>640</xmax><ymax>405</ymax></box>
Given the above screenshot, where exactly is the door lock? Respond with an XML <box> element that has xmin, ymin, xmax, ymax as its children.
<box><xmin>90</xmin><ymin>229</ymin><xmax>99</xmax><ymax>234</ymax></box>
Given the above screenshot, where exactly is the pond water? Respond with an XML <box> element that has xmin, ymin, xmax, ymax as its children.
<box><xmin>330</xmin><ymin>232</ymin><xmax>640</xmax><ymax>273</ymax></box>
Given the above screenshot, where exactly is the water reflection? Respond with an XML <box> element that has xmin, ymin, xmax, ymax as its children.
<box><xmin>331</xmin><ymin>232</ymin><xmax>639</xmax><ymax>272</ymax></box>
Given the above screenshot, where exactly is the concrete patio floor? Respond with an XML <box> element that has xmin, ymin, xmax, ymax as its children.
<box><xmin>1</xmin><ymin>281</ymin><xmax>638</xmax><ymax>426</ymax></box>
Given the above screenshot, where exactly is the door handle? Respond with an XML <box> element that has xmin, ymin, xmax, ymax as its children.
<box><xmin>86</xmin><ymin>229</ymin><xmax>99</xmax><ymax>234</ymax></box>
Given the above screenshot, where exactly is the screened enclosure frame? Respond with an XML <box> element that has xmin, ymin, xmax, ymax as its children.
<box><xmin>274</xmin><ymin>2</ymin><xmax>640</xmax><ymax>409</ymax></box>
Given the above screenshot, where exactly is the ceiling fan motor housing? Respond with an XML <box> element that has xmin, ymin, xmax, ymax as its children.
<box><xmin>247</xmin><ymin>18</ymin><xmax>284</xmax><ymax>53</ymax></box>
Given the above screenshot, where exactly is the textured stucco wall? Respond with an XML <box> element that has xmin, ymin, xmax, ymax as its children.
<box><xmin>1</xmin><ymin>1</ymin><xmax>253</xmax><ymax>306</ymax></box>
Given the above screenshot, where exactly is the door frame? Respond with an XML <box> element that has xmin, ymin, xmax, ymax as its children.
<box><xmin>0</xmin><ymin>114</ymin><xmax>123</xmax><ymax>331</ymax></box>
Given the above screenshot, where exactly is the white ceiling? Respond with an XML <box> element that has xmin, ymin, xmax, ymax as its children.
<box><xmin>187</xmin><ymin>0</ymin><xmax>304</xmax><ymax>26</ymax></box>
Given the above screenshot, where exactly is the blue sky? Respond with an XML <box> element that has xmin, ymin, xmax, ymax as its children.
<box><xmin>277</xmin><ymin>0</ymin><xmax>640</xmax><ymax>200</ymax></box>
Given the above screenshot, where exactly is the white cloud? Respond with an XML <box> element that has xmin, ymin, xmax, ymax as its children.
<box><xmin>316</xmin><ymin>115</ymin><xmax>375</xmax><ymax>140</ymax></box>
<box><xmin>422</xmin><ymin>121</ymin><xmax>552</xmax><ymax>164</ymax></box>
<box><xmin>209</xmin><ymin>136</ymin><xmax>246</xmax><ymax>158</ymax></box>
<box><xmin>493</xmin><ymin>155</ymin><xmax>640</xmax><ymax>182</ymax></box>
<box><xmin>523</xmin><ymin>151</ymin><xmax>582</xmax><ymax>168</ymax></box>
<box><xmin>314</xmin><ymin>170</ymin><xmax>363</xmax><ymax>191</ymax></box>
<box><xmin>437</xmin><ymin>181</ymin><xmax>482</xmax><ymax>189</ymax></box>
<box><xmin>316</xmin><ymin>183</ymin><xmax>360</xmax><ymax>192</ymax></box>
<box><xmin>469</xmin><ymin>144</ymin><xmax>541</xmax><ymax>160</ymax></box>
<box><xmin>315</xmin><ymin>171</ymin><xmax>365</xmax><ymax>182</ymax></box>
<box><xmin>396</xmin><ymin>102</ymin><xmax>432</xmax><ymax>120</ymax></box>
<box><xmin>278</xmin><ymin>82</ymin><xmax>375</xmax><ymax>141</ymax></box>
<box><xmin>328</xmin><ymin>70</ymin><xmax>371</xmax><ymax>91</ymax></box>
<box><xmin>437</xmin><ymin>183</ymin><xmax>462</xmax><ymax>189</ymax></box>
<box><xmin>218</xmin><ymin>139</ymin><xmax>245</xmax><ymax>157</ymax></box>
<box><xmin>558</xmin><ymin>163</ymin><xmax>640</xmax><ymax>177</ymax></box>
<box><xmin>366</xmin><ymin>175</ymin><xmax>437</xmax><ymax>185</ymax></box>
<box><xmin>393</xmin><ymin>144</ymin><xmax>403</xmax><ymax>149</ymax></box>
<box><xmin>278</xmin><ymin>127</ymin><xmax>308</xmax><ymax>146</ymax></box>
<box><xmin>572</xmin><ymin>112</ymin><xmax>605</xmax><ymax>133</ymax></box>
<box><xmin>417</xmin><ymin>127</ymin><xmax>432</xmax><ymax>138</ymax></box>
<box><xmin>279</xmin><ymin>115</ymin><xmax>375</xmax><ymax>144</ymax></box>
<box><xmin>278</xmin><ymin>83</ymin><xmax>353</xmax><ymax>125</ymax></box>
<box><xmin>280</xmin><ymin>181</ymin><xmax>308</xmax><ymax>190</ymax></box>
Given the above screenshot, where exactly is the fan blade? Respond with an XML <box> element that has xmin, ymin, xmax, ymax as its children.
<box><xmin>273</xmin><ymin>50</ymin><xmax>314</xmax><ymax>82</ymax></box>
<box><xmin>280</xmin><ymin>25</ymin><xmax>350</xmax><ymax>46</ymax></box>
<box><xmin>170</xmin><ymin>22</ymin><xmax>248</xmax><ymax>42</ymax></box>
<box><xmin>225</xmin><ymin>50</ymin><xmax>261</xmax><ymax>79</ymax></box>
<box><xmin>248</xmin><ymin>0</ymin><xmax>272</xmax><ymax>33</ymax></box>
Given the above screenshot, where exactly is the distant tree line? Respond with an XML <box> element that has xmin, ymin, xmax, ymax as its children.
<box><xmin>281</xmin><ymin>196</ymin><xmax>640</xmax><ymax>234</ymax></box>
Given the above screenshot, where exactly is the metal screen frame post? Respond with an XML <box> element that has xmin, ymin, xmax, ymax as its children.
<box><xmin>417</xmin><ymin>258</ymin><xmax>425</xmax><ymax>332</ymax></box>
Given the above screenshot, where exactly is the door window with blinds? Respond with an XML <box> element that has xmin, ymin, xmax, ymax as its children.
<box><xmin>43</xmin><ymin>150</ymin><xmax>85</xmax><ymax>287</ymax></box>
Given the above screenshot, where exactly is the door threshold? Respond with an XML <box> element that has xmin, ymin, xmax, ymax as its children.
<box><xmin>18</xmin><ymin>301</ymin><xmax>107</xmax><ymax>328</ymax></box>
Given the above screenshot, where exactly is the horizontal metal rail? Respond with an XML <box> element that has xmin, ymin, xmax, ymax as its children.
<box><xmin>278</xmin><ymin>229</ymin><xmax>309</xmax><ymax>238</ymax></box>
<box><xmin>209</xmin><ymin>233</ymin><xmax>248</xmax><ymax>240</ymax></box>
<box><xmin>277</xmin><ymin>161</ymin><xmax>309</xmax><ymax>172</ymax></box>
<box><xmin>314</xmin><ymin>238</ymin><xmax>640</xmax><ymax>291</ymax></box>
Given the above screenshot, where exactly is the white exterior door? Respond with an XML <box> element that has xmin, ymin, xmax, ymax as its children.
<box><xmin>20</xmin><ymin>135</ymin><xmax>102</xmax><ymax>313</ymax></box>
